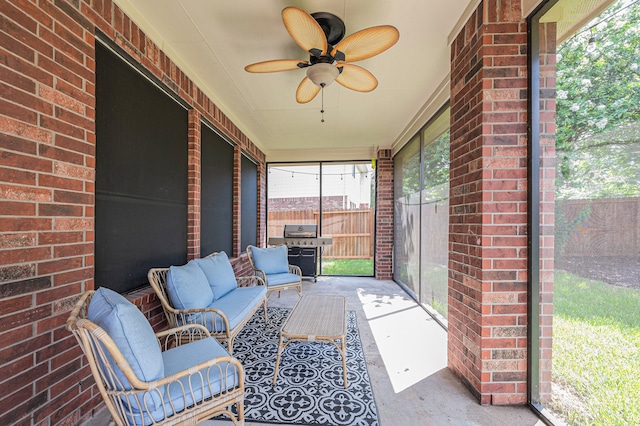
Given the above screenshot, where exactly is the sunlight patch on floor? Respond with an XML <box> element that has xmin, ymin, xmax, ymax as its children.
<box><xmin>358</xmin><ymin>289</ymin><xmax>447</xmax><ymax>393</ymax></box>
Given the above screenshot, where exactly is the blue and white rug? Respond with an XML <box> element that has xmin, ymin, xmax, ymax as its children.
<box><xmin>222</xmin><ymin>307</ymin><xmax>379</xmax><ymax>425</ymax></box>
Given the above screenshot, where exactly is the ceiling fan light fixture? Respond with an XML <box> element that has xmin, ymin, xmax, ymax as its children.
<box><xmin>306</xmin><ymin>63</ymin><xmax>339</xmax><ymax>87</ymax></box>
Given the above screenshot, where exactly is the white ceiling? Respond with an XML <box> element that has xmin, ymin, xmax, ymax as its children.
<box><xmin>113</xmin><ymin>1</ymin><xmax>474</xmax><ymax>161</ymax></box>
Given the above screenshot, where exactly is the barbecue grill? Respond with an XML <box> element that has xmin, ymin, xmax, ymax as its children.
<box><xmin>267</xmin><ymin>224</ymin><xmax>332</xmax><ymax>281</ymax></box>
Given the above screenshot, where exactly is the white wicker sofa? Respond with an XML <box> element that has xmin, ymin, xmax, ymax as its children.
<box><xmin>148</xmin><ymin>251</ymin><xmax>267</xmax><ymax>354</ymax></box>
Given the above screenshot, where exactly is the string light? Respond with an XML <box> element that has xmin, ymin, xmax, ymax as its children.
<box><xmin>268</xmin><ymin>166</ymin><xmax>375</xmax><ymax>180</ymax></box>
<box><xmin>586</xmin><ymin>30</ymin><xmax>597</xmax><ymax>53</ymax></box>
<box><xmin>558</xmin><ymin>0</ymin><xmax>639</xmax><ymax>55</ymax></box>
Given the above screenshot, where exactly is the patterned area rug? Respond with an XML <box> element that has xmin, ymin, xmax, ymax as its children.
<box><xmin>221</xmin><ymin>307</ymin><xmax>379</xmax><ymax>425</ymax></box>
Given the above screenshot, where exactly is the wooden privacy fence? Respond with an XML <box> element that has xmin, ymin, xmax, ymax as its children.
<box><xmin>268</xmin><ymin>209</ymin><xmax>374</xmax><ymax>259</ymax></box>
<box><xmin>559</xmin><ymin>197</ymin><xmax>640</xmax><ymax>258</ymax></box>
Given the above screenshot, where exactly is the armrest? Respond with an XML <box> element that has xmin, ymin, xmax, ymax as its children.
<box><xmin>125</xmin><ymin>347</ymin><xmax>244</xmax><ymax>396</ymax></box>
<box><xmin>237</xmin><ymin>275</ymin><xmax>266</xmax><ymax>288</ymax></box>
<box><xmin>155</xmin><ymin>324</ymin><xmax>211</xmax><ymax>350</ymax></box>
<box><xmin>288</xmin><ymin>264</ymin><xmax>302</xmax><ymax>276</ymax></box>
<box><xmin>251</xmin><ymin>268</ymin><xmax>268</xmax><ymax>283</ymax></box>
<box><xmin>165</xmin><ymin>306</ymin><xmax>231</xmax><ymax>335</ymax></box>
<box><xmin>158</xmin><ymin>353</ymin><xmax>244</xmax><ymax>387</ymax></box>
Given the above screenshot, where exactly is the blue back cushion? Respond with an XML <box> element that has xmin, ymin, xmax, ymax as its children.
<box><xmin>88</xmin><ymin>287</ymin><xmax>164</xmax><ymax>411</ymax></box>
<box><xmin>194</xmin><ymin>252</ymin><xmax>237</xmax><ymax>300</ymax></box>
<box><xmin>166</xmin><ymin>260</ymin><xmax>214</xmax><ymax>309</ymax></box>
<box><xmin>251</xmin><ymin>245</ymin><xmax>289</xmax><ymax>274</ymax></box>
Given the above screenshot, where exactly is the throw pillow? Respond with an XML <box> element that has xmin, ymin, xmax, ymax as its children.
<box><xmin>195</xmin><ymin>252</ymin><xmax>238</xmax><ymax>300</ymax></box>
<box><xmin>250</xmin><ymin>245</ymin><xmax>289</xmax><ymax>274</ymax></box>
<box><xmin>166</xmin><ymin>260</ymin><xmax>214</xmax><ymax>309</ymax></box>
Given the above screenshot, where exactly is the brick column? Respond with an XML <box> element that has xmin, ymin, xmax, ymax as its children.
<box><xmin>187</xmin><ymin>109</ymin><xmax>201</xmax><ymax>260</ymax></box>
<box><xmin>232</xmin><ymin>145</ymin><xmax>242</xmax><ymax>257</ymax></box>
<box><xmin>257</xmin><ymin>161</ymin><xmax>267</xmax><ymax>246</ymax></box>
<box><xmin>375</xmin><ymin>149</ymin><xmax>393</xmax><ymax>280</ymax></box>
<box><xmin>449</xmin><ymin>0</ymin><xmax>529</xmax><ymax>404</ymax></box>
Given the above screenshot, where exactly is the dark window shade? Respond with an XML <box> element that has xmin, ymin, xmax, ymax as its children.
<box><xmin>200</xmin><ymin>124</ymin><xmax>233</xmax><ymax>256</ymax></box>
<box><xmin>95</xmin><ymin>42</ymin><xmax>188</xmax><ymax>293</ymax></box>
<box><xmin>241</xmin><ymin>155</ymin><xmax>258</xmax><ymax>250</ymax></box>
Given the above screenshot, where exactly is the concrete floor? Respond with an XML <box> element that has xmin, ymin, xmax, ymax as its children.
<box><xmin>84</xmin><ymin>276</ymin><xmax>543</xmax><ymax>426</ymax></box>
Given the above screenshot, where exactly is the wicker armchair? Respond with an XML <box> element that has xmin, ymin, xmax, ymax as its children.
<box><xmin>66</xmin><ymin>289</ymin><xmax>245</xmax><ymax>426</ymax></box>
<box><xmin>147</xmin><ymin>252</ymin><xmax>267</xmax><ymax>355</ymax></box>
<box><xmin>246</xmin><ymin>245</ymin><xmax>303</xmax><ymax>300</ymax></box>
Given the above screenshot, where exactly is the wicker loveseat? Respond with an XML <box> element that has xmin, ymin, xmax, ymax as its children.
<box><xmin>66</xmin><ymin>288</ymin><xmax>245</xmax><ymax>426</ymax></box>
<box><xmin>148</xmin><ymin>251</ymin><xmax>267</xmax><ymax>354</ymax></box>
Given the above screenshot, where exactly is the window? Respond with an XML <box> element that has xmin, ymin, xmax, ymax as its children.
<box><xmin>267</xmin><ymin>162</ymin><xmax>375</xmax><ymax>276</ymax></box>
<box><xmin>241</xmin><ymin>155</ymin><xmax>258</xmax><ymax>251</ymax></box>
<box><xmin>530</xmin><ymin>1</ymin><xmax>640</xmax><ymax>423</ymax></box>
<box><xmin>95</xmin><ymin>41</ymin><xmax>188</xmax><ymax>293</ymax></box>
<box><xmin>394</xmin><ymin>106</ymin><xmax>450</xmax><ymax>323</ymax></box>
<box><xmin>394</xmin><ymin>135</ymin><xmax>421</xmax><ymax>295</ymax></box>
<box><xmin>201</xmin><ymin>123</ymin><xmax>233</xmax><ymax>256</ymax></box>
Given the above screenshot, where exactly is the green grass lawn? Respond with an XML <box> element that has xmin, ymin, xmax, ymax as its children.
<box><xmin>552</xmin><ymin>270</ymin><xmax>640</xmax><ymax>425</ymax></box>
<box><xmin>321</xmin><ymin>258</ymin><xmax>373</xmax><ymax>275</ymax></box>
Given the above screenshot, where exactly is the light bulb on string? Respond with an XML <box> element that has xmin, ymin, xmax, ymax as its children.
<box><xmin>586</xmin><ymin>34</ymin><xmax>597</xmax><ymax>53</ymax></box>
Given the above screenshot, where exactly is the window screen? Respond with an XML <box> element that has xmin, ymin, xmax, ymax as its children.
<box><xmin>95</xmin><ymin>42</ymin><xmax>188</xmax><ymax>293</ymax></box>
<box><xmin>241</xmin><ymin>155</ymin><xmax>258</xmax><ymax>250</ymax></box>
<box><xmin>200</xmin><ymin>124</ymin><xmax>234</xmax><ymax>255</ymax></box>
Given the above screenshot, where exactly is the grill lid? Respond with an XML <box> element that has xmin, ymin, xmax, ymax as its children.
<box><xmin>284</xmin><ymin>224</ymin><xmax>318</xmax><ymax>238</ymax></box>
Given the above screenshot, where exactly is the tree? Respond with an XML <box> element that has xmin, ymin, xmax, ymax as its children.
<box><xmin>555</xmin><ymin>0</ymin><xmax>640</xmax><ymax>199</ymax></box>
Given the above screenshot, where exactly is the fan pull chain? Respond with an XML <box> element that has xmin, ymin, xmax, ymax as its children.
<box><xmin>320</xmin><ymin>83</ymin><xmax>325</xmax><ymax>123</ymax></box>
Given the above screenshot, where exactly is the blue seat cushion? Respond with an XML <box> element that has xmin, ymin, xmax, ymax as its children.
<box><xmin>128</xmin><ymin>338</ymin><xmax>239</xmax><ymax>426</ymax></box>
<box><xmin>265</xmin><ymin>272</ymin><xmax>301</xmax><ymax>287</ymax></box>
<box><xmin>250</xmin><ymin>245</ymin><xmax>289</xmax><ymax>274</ymax></box>
<box><xmin>166</xmin><ymin>260</ymin><xmax>214</xmax><ymax>309</ymax></box>
<box><xmin>88</xmin><ymin>287</ymin><xmax>164</xmax><ymax>413</ymax></box>
<box><xmin>202</xmin><ymin>286</ymin><xmax>266</xmax><ymax>332</ymax></box>
<box><xmin>194</xmin><ymin>252</ymin><xmax>238</xmax><ymax>300</ymax></box>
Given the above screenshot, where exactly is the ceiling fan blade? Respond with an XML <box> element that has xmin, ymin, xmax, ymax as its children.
<box><xmin>336</xmin><ymin>64</ymin><xmax>378</xmax><ymax>92</ymax></box>
<box><xmin>331</xmin><ymin>25</ymin><xmax>399</xmax><ymax>62</ymax></box>
<box><xmin>245</xmin><ymin>59</ymin><xmax>308</xmax><ymax>73</ymax></box>
<box><xmin>296</xmin><ymin>77</ymin><xmax>321</xmax><ymax>103</ymax></box>
<box><xmin>282</xmin><ymin>7</ymin><xmax>328</xmax><ymax>56</ymax></box>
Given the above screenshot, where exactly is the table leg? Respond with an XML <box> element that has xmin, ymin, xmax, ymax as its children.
<box><xmin>341</xmin><ymin>336</ymin><xmax>347</xmax><ymax>388</ymax></box>
<box><xmin>272</xmin><ymin>334</ymin><xmax>285</xmax><ymax>386</ymax></box>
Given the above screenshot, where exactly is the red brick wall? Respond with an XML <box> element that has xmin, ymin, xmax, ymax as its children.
<box><xmin>126</xmin><ymin>287</ymin><xmax>167</xmax><ymax>332</ymax></box>
<box><xmin>233</xmin><ymin>145</ymin><xmax>242</xmax><ymax>257</ymax></box>
<box><xmin>188</xmin><ymin>109</ymin><xmax>202</xmax><ymax>259</ymax></box>
<box><xmin>0</xmin><ymin>1</ymin><xmax>98</xmax><ymax>424</ymax></box>
<box><xmin>449</xmin><ymin>0</ymin><xmax>529</xmax><ymax>405</ymax></box>
<box><xmin>257</xmin><ymin>161</ymin><xmax>267</xmax><ymax>247</ymax></box>
<box><xmin>375</xmin><ymin>149</ymin><xmax>393</xmax><ymax>280</ymax></box>
<box><xmin>0</xmin><ymin>1</ymin><xmax>265</xmax><ymax>424</ymax></box>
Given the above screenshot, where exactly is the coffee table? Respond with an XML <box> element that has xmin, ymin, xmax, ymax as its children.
<box><xmin>272</xmin><ymin>294</ymin><xmax>348</xmax><ymax>388</ymax></box>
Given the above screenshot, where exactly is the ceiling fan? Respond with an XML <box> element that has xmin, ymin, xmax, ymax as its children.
<box><xmin>245</xmin><ymin>6</ymin><xmax>399</xmax><ymax>104</ymax></box>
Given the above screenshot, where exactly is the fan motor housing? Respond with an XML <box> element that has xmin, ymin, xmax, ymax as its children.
<box><xmin>310</xmin><ymin>12</ymin><xmax>345</xmax><ymax>45</ymax></box>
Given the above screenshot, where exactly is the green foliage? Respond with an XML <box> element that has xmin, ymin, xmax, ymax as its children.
<box><xmin>555</xmin><ymin>0</ymin><xmax>640</xmax><ymax>199</ymax></box>
<box><xmin>552</xmin><ymin>271</ymin><xmax>640</xmax><ymax>425</ymax></box>
<box><xmin>321</xmin><ymin>258</ymin><xmax>373</xmax><ymax>275</ymax></box>
<box><xmin>422</xmin><ymin>132</ymin><xmax>450</xmax><ymax>202</ymax></box>
<box><xmin>395</xmin><ymin>126</ymin><xmax>450</xmax><ymax>199</ymax></box>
